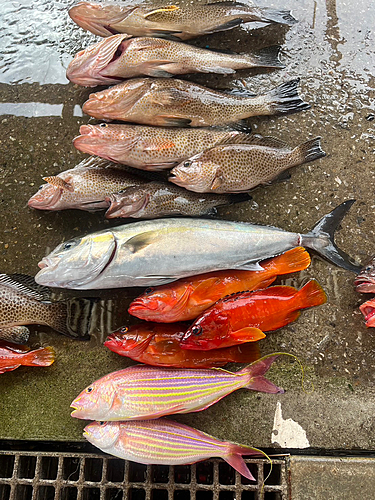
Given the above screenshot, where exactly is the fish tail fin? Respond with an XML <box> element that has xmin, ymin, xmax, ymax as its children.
<box><xmin>291</xmin><ymin>137</ymin><xmax>326</xmax><ymax>166</ymax></box>
<box><xmin>224</xmin><ymin>444</ymin><xmax>266</xmax><ymax>481</ymax></box>
<box><xmin>266</xmin><ymin>247</ymin><xmax>311</xmax><ymax>275</ymax></box>
<box><xmin>49</xmin><ymin>298</ymin><xmax>97</xmax><ymax>340</ymax></box>
<box><xmin>257</xmin><ymin>8</ymin><xmax>298</xmax><ymax>26</ymax></box>
<box><xmin>22</xmin><ymin>346</ymin><xmax>55</xmax><ymax>367</ymax></box>
<box><xmin>250</xmin><ymin>45</ymin><xmax>285</xmax><ymax>69</ymax></box>
<box><xmin>301</xmin><ymin>200</ymin><xmax>362</xmax><ymax>273</ymax></box>
<box><xmin>264</xmin><ymin>79</ymin><xmax>310</xmax><ymax>116</ymax></box>
<box><xmin>296</xmin><ymin>279</ymin><xmax>327</xmax><ymax>309</ymax></box>
<box><xmin>239</xmin><ymin>354</ymin><xmax>284</xmax><ymax>394</ymax></box>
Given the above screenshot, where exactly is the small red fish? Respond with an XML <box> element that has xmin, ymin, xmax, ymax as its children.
<box><xmin>104</xmin><ymin>323</ymin><xmax>261</xmax><ymax>368</ymax></box>
<box><xmin>354</xmin><ymin>256</ymin><xmax>375</xmax><ymax>293</ymax></box>
<box><xmin>359</xmin><ymin>299</ymin><xmax>375</xmax><ymax>327</ymax></box>
<box><xmin>180</xmin><ymin>280</ymin><xmax>327</xmax><ymax>350</ymax></box>
<box><xmin>129</xmin><ymin>247</ymin><xmax>311</xmax><ymax>323</ymax></box>
<box><xmin>0</xmin><ymin>341</ymin><xmax>55</xmax><ymax>374</ymax></box>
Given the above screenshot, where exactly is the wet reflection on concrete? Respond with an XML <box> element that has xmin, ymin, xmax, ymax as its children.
<box><xmin>0</xmin><ymin>0</ymin><xmax>374</xmax><ymax>447</ymax></box>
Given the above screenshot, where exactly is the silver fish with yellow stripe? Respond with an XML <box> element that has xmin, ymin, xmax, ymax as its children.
<box><xmin>70</xmin><ymin>355</ymin><xmax>283</xmax><ymax>421</ymax></box>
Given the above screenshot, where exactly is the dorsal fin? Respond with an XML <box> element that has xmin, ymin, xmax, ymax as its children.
<box><xmin>43</xmin><ymin>176</ymin><xmax>74</xmax><ymax>192</ymax></box>
<box><xmin>0</xmin><ymin>274</ymin><xmax>52</xmax><ymax>302</ymax></box>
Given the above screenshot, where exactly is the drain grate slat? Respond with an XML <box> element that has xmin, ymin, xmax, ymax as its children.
<box><xmin>0</xmin><ymin>450</ymin><xmax>287</xmax><ymax>500</ymax></box>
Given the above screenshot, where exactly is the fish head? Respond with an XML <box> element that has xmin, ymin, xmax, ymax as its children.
<box><xmin>69</xmin><ymin>2</ymin><xmax>135</xmax><ymax>37</ymax></box>
<box><xmin>360</xmin><ymin>298</ymin><xmax>375</xmax><ymax>327</ymax></box>
<box><xmin>105</xmin><ymin>188</ymin><xmax>149</xmax><ymax>218</ymax></box>
<box><xmin>83</xmin><ymin>421</ymin><xmax>120</xmax><ymax>449</ymax></box>
<box><xmin>28</xmin><ymin>182</ymin><xmax>64</xmax><ymax>210</ymax></box>
<box><xmin>66</xmin><ymin>34</ymin><xmax>131</xmax><ymax>86</ymax></box>
<box><xmin>180</xmin><ymin>309</ymin><xmax>229</xmax><ymax>350</ymax></box>
<box><xmin>35</xmin><ymin>230</ymin><xmax>117</xmax><ymax>289</ymax></box>
<box><xmin>169</xmin><ymin>154</ymin><xmax>217</xmax><ymax>193</ymax></box>
<box><xmin>73</xmin><ymin>123</ymin><xmax>135</xmax><ymax>160</ymax></box>
<box><xmin>71</xmin><ymin>376</ymin><xmax>117</xmax><ymax>420</ymax></box>
<box><xmin>128</xmin><ymin>284</ymin><xmax>187</xmax><ymax>321</ymax></box>
<box><xmin>354</xmin><ymin>257</ymin><xmax>375</xmax><ymax>293</ymax></box>
<box><xmin>82</xmin><ymin>78</ymin><xmax>149</xmax><ymax>120</ymax></box>
<box><xmin>104</xmin><ymin>326</ymin><xmax>153</xmax><ymax>356</ymax></box>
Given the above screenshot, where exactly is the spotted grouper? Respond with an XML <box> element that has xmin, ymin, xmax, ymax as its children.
<box><xmin>82</xmin><ymin>77</ymin><xmax>310</xmax><ymax>127</ymax></box>
<box><xmin>69</xmin><ymin>1</ymin><xmax>297</xmax><ymax>40</ymax></box>
<box><xmin>169</xmin><ymin>136</ymin><xmax>326</xmax><ymax>193</ymax></box>
<box><xmin>67</xmin><ymin>33</ymin><xmax>284</xmax><ymax>86</ymax></box>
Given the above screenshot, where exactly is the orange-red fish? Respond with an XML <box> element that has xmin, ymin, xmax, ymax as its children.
<box><xmin>104</xmin><ymin>323</ymin><xmax>261</xmax><ymax>368</ymax></box>
<box><xmin>0</xmin><ymin>341</ymin><xmax>55</xmax><ymax>374</ymax></box>
<box><xmin>359</xmin><ymin>299</ymin><xmax>375</xmax><ymax>328</ymax></box>
<box><xmin>129</xmin><ymin>247</ymin><xmax>311</xmax><ymax>323</ymax></box>
<box><xmin>180</xmin><ymin>280</ymin><xmax>327</xmax><ymax>350</ymax></box>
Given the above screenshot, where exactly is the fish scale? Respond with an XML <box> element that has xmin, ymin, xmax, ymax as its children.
<box><xmin>84</xmin><ymin>419</ymin><xmax>265</xmax><ymax>480</ymax></box>
<box><xmin>70</xmin><ymin>357</ymin><xmax>283</xmax><ymax>421</ymax></box>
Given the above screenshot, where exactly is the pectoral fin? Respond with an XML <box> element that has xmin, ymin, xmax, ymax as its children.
<box><xmin>43</xmin><ymin>176</ymin><xmax>73</xmax><ymax>192</ymax></box>
<box><xmin>211</xmin><ymin>170</ymin><xmax>225</xmax><ymax>191</ymax></box>
<box><xmin>230</xmin><ymin>327</ymin><xmax>266</xmax><ymax>343</ymax></box>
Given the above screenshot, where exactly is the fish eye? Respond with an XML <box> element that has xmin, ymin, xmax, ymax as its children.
<box><xmin>365</xmin><ymin>266</ymin><xmax>373</xmax><ymax>272</ymax></box>
<box><xmin>38</xmin><ymin>185</ymin><xmax>44</xmax><ymax>191</ymax></box>
<box><xmin>191</xmin><ymin>325</ymin><xmax>202</xmax><ymax>336</ymax></box>
<box><xmin>144</xmin><ymin>287</ymin><xmax>154</xmax><ymax>295</ymax></box>
<box><xmin>100</xmin><ymin>123</ymin><xmax>108</xmax><ymax>128</ymax></box>
<box><xmin>62</xmin><ymin>241</ymin><xmax>76</xmax><ymax>251</ymax></box>
<box><xmin>120</xmin><ymin>326</ymin><xmax>129</xmax><ymax>334</ymax></box>
<box><xmin>86</xmin><ymin>387</ymin><xmax>93</xmax><ymax>393</ymax></box>
<box><xmin>183</xmin><ymin>161</ymin><xmax>191</xmax><ymax>168</ymax></box>
<box><xmin>99</xmin><ymin>421</ymin><xmax>105</xmax><ymax>426</ymax></box>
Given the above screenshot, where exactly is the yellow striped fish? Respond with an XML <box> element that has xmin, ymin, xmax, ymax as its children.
<box><xmin>71</xmin><ymin>354</ymin><xmax>283</xmax><ymax>421</ymax></box>
<box><xmin>84</xmin><ymin>418</ymin><xmax>265</xmax><ymax>481</ymax></box>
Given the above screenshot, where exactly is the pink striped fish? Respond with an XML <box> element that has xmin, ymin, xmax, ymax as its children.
<box><xmin>84</xmin><ymin>419</ymin><xmax>264</xmax><ymax>481</ymax></box>
<box><xmin>71</xmin><ymin>354</ymin><xmax>283</xmax><ymax>421</ymax></box>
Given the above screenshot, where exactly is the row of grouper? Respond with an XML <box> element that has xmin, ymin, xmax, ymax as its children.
<box><xmin>3</xmin><ymin>0</ymin><xmax>365</xmax><ymax>483</ymax></box>
<box><xmin>28</xmin><ymin>0</ymin><xmax>326</xmax><ymax>218</ymax></box>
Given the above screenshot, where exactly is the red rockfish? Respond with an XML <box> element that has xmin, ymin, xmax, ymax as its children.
<box><xmin>180</xmin><ymin>280</ymin><xmax>327</xmax><ymax>350</ymax></box>
<box><xmin>129</xmin><ymin>247</ymin><xmax>311</xmax><ymax>323</ymax></box>
<box><xmin>104</xmin><ymin>323</ymin><xmax>261</xmax><ymax>368</ymax></box>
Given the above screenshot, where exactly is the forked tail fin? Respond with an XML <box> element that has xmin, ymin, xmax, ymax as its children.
<box><xmin>301</xmin><ymin>200</ymin><xmax>362</xmax><ymax>273</ymax></box>
<box><xmin>239</xmin><ymin>354</ymin><xmax>284</xmax><ymax>394</ymax></box>
<box><xmin>224</xmin><ymin>443</ymin><xmax>269</xmax><ymax>481</ymax></box>
<box><xmin>257</xmin><ymin>7</ymin><xmax>298</xmax><ymax>26</ymax></box>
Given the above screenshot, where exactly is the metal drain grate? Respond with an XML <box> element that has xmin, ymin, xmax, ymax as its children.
<box><xmin>0</xmin><ymin>450</ymin><xmax>287</xmax><ymax>500</ymax></box>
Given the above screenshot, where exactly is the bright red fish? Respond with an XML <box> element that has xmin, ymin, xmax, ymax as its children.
<box><xmin>359</xmin><ymin>299</ymin><xmax>375</xmax><ymax>327</ymax></box>
<box><xmin>0</xmin><ymin>341</ymin><xmax>55</xmax><ymax>374</ymax></box>
<box><xmin>129</xmin><ymin>247</ymin><xmax>311</xmax><ymax>323</ymax></box>
<box><xmin>180</xmin><ymin>280</ymin><xmax>327</xmax><ymax>350</ymax></box>
<box><xmin>104</xmin><ymin>323</ymin><xmax>261</xmax><ymax>368</ymax></box>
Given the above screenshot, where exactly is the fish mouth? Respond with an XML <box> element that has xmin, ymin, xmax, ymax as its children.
<box><xmin>354</xmin><ymin>276</ymin><xmax>375</xmax><ymax>293</ymax></box>
<box><xmin>359</xmin><ymin>300</ymin><xmax>375</xmax><ymax>326</ymax></box>
<box><xmin>129</xmin><ymin>300</ymin><xmax>157</xmax><ymax>312</ymax></box>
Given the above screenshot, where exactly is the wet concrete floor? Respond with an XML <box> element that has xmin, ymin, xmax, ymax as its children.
<box><xmin>0</xmin><ymin>0</ymin><xmax>375</xmax><ymax>450</ymax></box>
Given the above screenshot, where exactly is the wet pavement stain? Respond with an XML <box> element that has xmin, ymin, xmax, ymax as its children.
<box><xmin>0</xmin><ymin>0</ymin><xmax>374</xmax><ymax>448</ymax></box>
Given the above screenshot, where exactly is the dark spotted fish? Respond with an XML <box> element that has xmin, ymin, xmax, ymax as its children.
<box><xmin>169</xmin><ymin>137</ymin><xmax>326</xmax><ymax>193</ymax></box>
<box><xmin>69</xmin><ymin>1</ymin><xmax>297</xmax><ymax>40</ymax></box>
<box><xmin>0</xmin><ymin>274</ymin><xmax>95</xmax><ymax>342</ymax></box>
<box><xmin>82</xmin><ymin>77</ymin><xmax>310</xmax><ymax>127</ymax></box>
<box><xmin>73</xmin><ymin>123</ymin><xmax>255</xmax><ymax>171</ymax></box>
<box><xmin>104</xmin><ymin>181</ymin><xmax>250</xmax><ymax>218</ymax></box>
<box><xmin>67</xmin><ymin>33</ymin><xmax>284</xmax><ymax>86</ymax></box>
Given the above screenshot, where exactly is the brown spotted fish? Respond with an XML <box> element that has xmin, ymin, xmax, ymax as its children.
<box><xmin>67</xmin><ymin>33</ymin><xmax>284</xmax><ymax>86</ymax></box>
<box><xmin>28</xmin><ymin>156</ymin><xmax>147</xmax><ymax>211</ymax></box>
<box><xmin>73</xmin><ymin>123</ymin><xmax>256</xmax><ymax>170</ymax></box>
<box><xmin>104</xmin><ymin>181</ymin><xmax>250</xmax><ymax>219</ymax></box>
<box><xmin>82</xmin><ymin>77</ymin><xmax>310</xmax><ymax>127</ymax></box>
<box><xmin>169</xmin><ymin>137</ymin><xmax>326</xmax><ymax>193</ymax></box>
<box><xmin>69</xmin><ymin>1</ymin><xmax>297</xmax><ymax>40</ymax></box>
<box><xmin>0</xmin><ymin>274</ymin><xmax>95</xmax><ymax>343</ymax></box>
